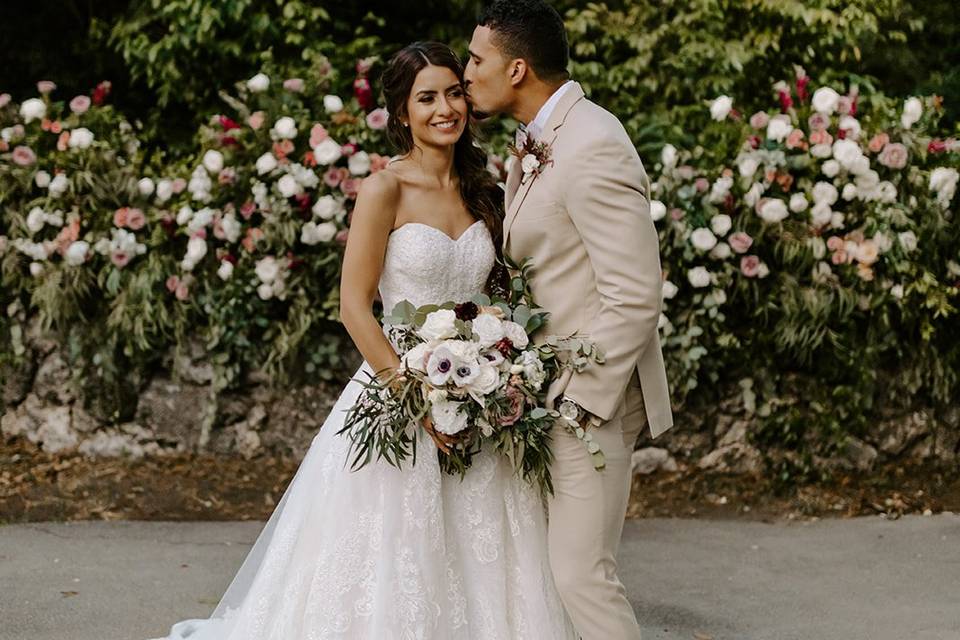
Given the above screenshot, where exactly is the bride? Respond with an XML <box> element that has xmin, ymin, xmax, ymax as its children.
<box><xmin>153</xmin><ymin>42</ymin><xmax>577</xmax><ymax>640</ymax></box>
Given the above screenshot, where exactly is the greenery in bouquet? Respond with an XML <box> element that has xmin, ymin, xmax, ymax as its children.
<box><xmin>651</xmin><ymin>67</ymin><xmax>959</xmax><ymax>478</ymax></box>
<box><xmin>339</xmin><ymin>258</ymin><xmax>604</xmax><ymax>496</ymax></box>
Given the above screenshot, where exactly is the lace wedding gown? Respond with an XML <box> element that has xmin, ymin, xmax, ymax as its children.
<box><xmin>154</xmin><ymin>220</ymin><xmax>577</xmax><ymax>640</ymax></box>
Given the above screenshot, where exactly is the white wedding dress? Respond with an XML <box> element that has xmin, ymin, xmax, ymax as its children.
<box><xmin>154</xmin><ymin>220</ymin><xmax>577</xmax><ymax>640</ymax></box>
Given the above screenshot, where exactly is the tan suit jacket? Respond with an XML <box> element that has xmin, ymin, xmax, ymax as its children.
<box><xmin>504</xmin><ymin>83</ymin><xmax>673</xmax><ymax>438</ymax></box>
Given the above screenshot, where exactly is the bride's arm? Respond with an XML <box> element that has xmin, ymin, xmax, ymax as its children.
<box><xmin>339</xmin><ymin>171</ymin><xmax>403</xmax><ymax>380</ymax></box>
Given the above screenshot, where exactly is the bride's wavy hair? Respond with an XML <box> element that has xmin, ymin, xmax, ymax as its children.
<box><xmin>380</xmin><ymin>41</ymin><xmax>504</xmax><ymax>250</ymax></box>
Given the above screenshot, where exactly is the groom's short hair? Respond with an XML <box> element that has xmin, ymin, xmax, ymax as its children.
<box><xmin>478</xmin><ymin>0</ymin><xmax>569</xmax><ymax>81</ymax></box>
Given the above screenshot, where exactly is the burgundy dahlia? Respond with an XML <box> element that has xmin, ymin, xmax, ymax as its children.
<box><xmin>454</xmin><ymin>301</ymin><xmax>478</xmax><ymax>321</ymax></box>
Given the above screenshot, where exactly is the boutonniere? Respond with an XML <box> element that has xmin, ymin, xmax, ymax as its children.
<box><xmin>508</xmin><ymin>135</ymin><xmax>554</xmax><ymax>184</ymax></box>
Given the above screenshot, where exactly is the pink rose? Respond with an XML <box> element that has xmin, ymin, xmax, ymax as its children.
<box><xmin>37</xmin><ymin>80</ymin><xmax>57</xmax><ymax>94</ymax></box>
<box><xmin>694</xmin><ymin>177</ymin><xmax>709</xmax><ymax>192</ymax></box>
<box><xmin>309</xmin><ymin>124</ymin><xmax>329</xmax><ymax>147</ymax></box>
<box><xmin>728</xmin><ymin>231</ymin><xmax>753</xmax><ymax>254</ymax></box>
<box><xmin>740</xmin><ymin>255</ymin><xmax>760</xmax><ymax>277</ymax></box>
<box><xmin>369</xmin><ymin>153</ymin><xmax>390</xmax><ymax>173</ymax></box>
<box><xmin>248</xmin><ymin>111</ymin><xmax>265</xmax><ymax>130</ymax></box>
<box><xmin>175</xmin><ymin>281</ymin><xmax>190</xmax><ymax>301</ymax></box>
<box><xmin>837</xmin><ymin>96</ymin><xmax>854</xmax><ymax>116</ymax></box>
<box><xmin>57</xmin><ymin>132</ymin><xmax>71</xmax><ymax>151</ymax></box>
<box><xmin>171</xmin><ymin>178</ymin><xmax>187</xmax><ymax>194</ymax></box>
<box><xmin>323</xmin><ymin>168</ymin><xmax>343</xmax><ymax>188</ymax></box>
<box><xmin>113</xmin><ymin>207</ymin><xmax>129</xmax><ymax>227</ymax></box>
<box><xmin>240</xmin><ymin>201</ymin><xmax>257</xmax><ymax>219</ymax></box>
<box><xmin>365</xmin><ymin>108</ymin><xmax>389</xmax><ymax>130</ymax></box>
<box><xmin>0</xmin><ymin>141</ymin><xmax>7</xmax><ymax>152</ymax></box>
<box><xmin>341</xmin><ymin>142</ymin><xmax>358</xmax><ymax>157</ymax></box>
<box><xmin>826</xmin><ymin>236</ymin><xmax>844</xmax><ymax>251</ymax></box>
<box><xmin>831</xmin><ymin>250</ymin><xmax>847</xmax><ymax>265</ymax></box>
<box><xmin>0</xmin><ymin>93</ymin><xmax>11</xmax><ymax>108</ymax></box>
<box><xmin>749</xmin><ymin>111</ymin><xmax>769</xmax><ymax>129</ymax></box>
<box><xmin>498</xmin><ymin>386</ymin><xmax>525</xmax><ymax>426</ymax></box>
<box><xmin>69</xmin><ymin>96</ymin><xmax>91</xmax><ymax>115</ymax></box>
<box><xmin>12</xmin><ymin>145</ymin><xmax>36</xmax><ymax>166</ymax></box>
<box><xmin>218</xmin><ymin>167</ymin><xmax>236</xmax><ymax>185</ymax></box>
<box><xmin>111</xmin><ymin>251</ymin><xmax>131</xmax><ymax>268</ymax></box>
<box><xmin>868</xmin><ymin>133</ymin><xmax>890</xmax><ymax>154</ymax></box>
<box><xmin>126</xmin><ymin>208</ymin><xmax>146</xmax><ymax>231</ymax></box>
<box><xmin>282</xmin><ymin>78</ymin><xmax>305</xmax><ymax>92</ymax></box>
<box><xmin>335</xmin><ymin>229</ymin><xmax>350</xmax><ymax>245</ymax></box>
<box><xmin>785</xmin><ymin>129</ymin><xmax>807</xmax><ymax>150</ymax></box>
<box><xmin>878</xmin><ymin>143</ymin><xmax>908</xmax><ymax>170</ymax></box>
<box><xmin>807</xmin><ymin>112</ymin><xmax>830</xmax><ymax>132</ymax></box>
<box><xmin>809</xmin><ymin>129</ymin><xmax>833</xmax><ymax>146</ymax></box>
<box><xmin>670</xmin><ymin>208</ymin><xmax>684</xmax><ymax>221</ymax></box>
<box><xmin>166</xmin><ymin>275</ymin><xmax>180</xmax><ymax>293</ymax></box>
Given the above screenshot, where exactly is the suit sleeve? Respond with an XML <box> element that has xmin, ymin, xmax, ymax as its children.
<box><xmin>559</xmin><ymin>136</ymin><xmax>663</xmax><ymax>422</ymax></box>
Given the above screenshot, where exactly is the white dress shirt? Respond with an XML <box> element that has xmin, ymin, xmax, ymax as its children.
<box><xmin>526</xmin><ymin>79</ymin><xmax>576</xmax><ymax>141</ymax></box>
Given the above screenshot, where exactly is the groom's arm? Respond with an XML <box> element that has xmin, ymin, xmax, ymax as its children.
<box><xmin>559</xmin><ymin>133</ymin><xmax>662</xmax><ymax>422</ymax></box>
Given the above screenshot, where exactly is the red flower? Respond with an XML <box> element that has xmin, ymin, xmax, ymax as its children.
<box><xmin>221</xmin><ymin>135</ymin><xmax>238</xmax><ymax>147</ymax></box>
<box><xmin>219</xmin><ymin>116</ymin><xmax>240</xmax><ymax>131</ymax></box>
<box><xmin>454</xmin><ymin>301</ymin><xmax>479</xmax><ymax>321</ymax></box>
<box><xmin>92</xmin><ymin>81</ymin><xmax>112</xmax><ymax>106</ymax></box>
<box><xmin>494</xmin><ymin>337</ymin><xmax>514</xmax><ymax>357</ymax></box>
<box><xmin>748</xmin><ymin>135</ymin><xmax>761</xmax><ymax>149</ymax></box>
<box><xmin>796</xmin><ymin>75</ymin><xmax>810</xmax><ymax>103</ymax></box>
<box><xmin>777</xmin><ymin>90</ymin><xmax>793</xmax><ymax>112</ymax></box>
<box><xmin>929</xmin><ymin>139</ymin><xmax>948</xmax><ymax>154</ymax></box>
<box><xmin>353</xmin><ymin>77</ymin><xmax>374</xmax><ymax>111</ymax></box>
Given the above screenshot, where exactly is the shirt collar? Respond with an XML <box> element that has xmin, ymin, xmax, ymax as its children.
<box><xmin>526</xmin><ymin>80</ymin><xmax>576</xmax><ymax>140</ymax></box>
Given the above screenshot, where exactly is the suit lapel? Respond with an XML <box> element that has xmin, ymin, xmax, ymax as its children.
<box><xmin>502</xmin><ymin>83</ymin><xmax>586</xmax><ymax>250</ymax></box>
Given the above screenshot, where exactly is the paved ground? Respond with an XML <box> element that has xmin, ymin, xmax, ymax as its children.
<box><xmin>1</xmin><ymin>514</ymin><xmax>958</xmax><ymax>640</ymax></box>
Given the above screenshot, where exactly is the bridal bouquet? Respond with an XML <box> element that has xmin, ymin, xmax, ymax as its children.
<box><xmin>338</xmin><ymin>258</ymin><xmax>605</xmax><ymax>495</ymax></box>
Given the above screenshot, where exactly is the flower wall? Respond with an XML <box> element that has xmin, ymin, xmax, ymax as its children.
<box><xmin>1</xmin><ymin>64</ymin><xmax>958</xmax><ymax>467</ymax></box>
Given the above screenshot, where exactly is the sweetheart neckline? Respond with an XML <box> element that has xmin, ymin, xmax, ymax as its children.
<box><xmin>389</xmin><ymin>220</ymin><xmax>485</xmax><ymax>243</ymax></box>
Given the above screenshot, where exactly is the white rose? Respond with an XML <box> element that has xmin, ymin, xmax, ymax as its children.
<box><xmin>808</xmin><ymin>236</ymin><xmax>827</xmax><ymax>259</ymax></box>
<box><xmin>849</xmin><ymin>155</ymin><xmax>870</xmax><ymax>176</ymax></box>
<box><xmin>271</xmin><ymin>116</ymin><xmax>297</xmax><ymax>140</ymax></box>
<box><xmin>430</xmin><ymin>399</ymin><xmax>469</xmax><ymax>435</ymax></box>
<box><xmin>313</xmin><ymin>139</ymin><xmax>342</xmax><ymax>166</ymax></box>
<box><xmin>812</xmin><ymin>181</ymin><xmax>839</xmax><ymax>206</ymax></box>
<box><xmin>709</xmin><ymin>95</ymin><xmax>733</xmax><ymax>121</ymax></box>
<box><xmin>202</xmin><ymin>150</ymin><xmax>224</xmax><ymax>174</ymax></box>
<box><xmin>289</xmin><ymin>163</ymin><xmax>319</xmax><ymax>189</ymax></box>
<box><xmin>255</xmin><ymin>152</ymin><xmax>278</xmax><ymax>175</ymax></box>
<box><xmin>830</xmin><ymin>212</ymin><xmax>846</xmax><ymax>229</ymax></box>
<box><xmin>64</xmin><ymin>241</ymin><xmax>89</xmax><ymax>266</ymax></box>
<box><xmin>744</xmin><ymin>182</ymin><xmax>764</xmax><ymax>208</ymax></box>
<box><xmin>401</xmin><ymin>342</ymin><xmax>433</xmax><ymax>373</ymax></box>
<box><xmin>691</xmin><ymin>227</ymin><xmax>718</xmax><ymax>251</ymax></box>
<box><xmin>661</xmin><ymin>144</ymin><xmax>678</xmax><ymax>169</ymax></box>
<box><xmin>502</xmin><ymin>320</ymin><xmax>529</xmax><ymax>348</ymax></box>
<box><xmin>217</xmin><ymin>260</ymin><xmax>234</xmax><ymax>281</ymax></box>
<box><xmin>898</xmin><ymin>230</ymin><xmax>918</xmax><ymax>253</ymax></box>
<box><xmin>766</xmin><ymin>116</ymin><xmax>793</xmax><ymax>142</ymax></box>
<box><xmin>757</xmin><ymin>263</ymin><xmax>770</xmax><ymax>278</ymax></box>
<box><xmin>710</xmin><ymin>214</ymin><xmax>732</xmax><ymax>236</ymax></box>
<box><xmin>29</xmin><ymin>262</ymin><xmax>44</xmax><ymax>277</ymax></box>
<box><xmin>323</xmin><ymin>95</ymin><xmax>344</xmax><ymax>113</ymax></box>
<box><xmin>312</xmin><ymin>195</ymin><xmax>343</xmax><ymax>220</ymax></box>
<box><xmin>810</xmin><ymin>202</ymin><xmax>832</xmax><ymax>228</ymax></box>
<box><xmin>467</xmin><ymin>364</ymin><xmax>501</xmax><ymax>398</ymax></box>
<box><xmin>873</xmin><ymin>231</ymin><xmax>893</xmax><ymax>253</ymax></box>
<box><xmin>810</xmin><ymin>144</ymin><xmax>833</xmax><ymax>159</ymax></box>
<box><xmin>821</xmin><ymin>159</ymin><xmax>841</xmax><ymax>178</ymax></box>
<box><xmin>710</xmin><ymin>242</ymin><xmax>732</xmax><ymax>260</ymax></box>
<box><xmin>49</xmin><ymin>173</ymin><xmax>68</xmax><ymax>196</ymax></box>
<box><xmin>257</xmin><ymin>283</ymin><xmax>274</xmax><ymax>300</ymax></box>
<box><xmin>301</xmin><ymin>221</ymin><xmax>338</xmax><ymax>245</ymax></box>
<box><xmin>34</xmin><ymin>170</ymin><xmax>51</xmax><ymax>188</ymax></box>
<box><xmin>662</xmin><ymin>280</ymin><xmax>678</xmax><ymax>300</ymax></box>
<box><xmin>738</xmin><ymin>157</ymin><xmax>759</xmax><ymax>179</ymax></box>
<box><xmin>155</xmin><ymin>179</ymin><xmax>173</xmax><ymax>202</ymax></box>
<box><xmin>68</xmin><ymin>127</ymin><xmax>94</xmax><ymax>149</ymax></box>
<box><xmin>137</xmin><ymin>177</ymin><xmax>155</xmax><ymax>197</ymax></box>
<box><xmin>929</xmin><ymin>167</ymin><xmax>959</xmax><ymax>207</ymax></box>
<box><xmin>187</xmin><ymin>207</ymin><xmax>214</xmax><ymax>232</ymax></box>
<box><xmin>789</xmin><ymin>193</ymin><xmax>808</xmax><ymax>212</ymax></box>
<box><xmin>247</xmin><ymin>73</ymin><xmax>270</xmax><ymax>93</ymax></box>
<box><xmin>418</xmin><ymin>309</ymin><xmax>458</xmax><ymax>341</ymax></box>
<box><xmin>26</xmin><ymin>207</ymin><xmax>46</xmax><ymax>233</ymax></box>
<box><xmin>890</xmin><ymin>284</ymin><xmax>904</xmax><ymax>300</ymax></box>
<box><xmin>901</xmin><ymin>97</ymin><xmax>922</xmax><ymax>129</ymax></box>
<box><xmin>220</xmin><ymin>213</ymin><xmax>241</xmax><ymax>243</ymax></box>
<box><xmin>709</xmin><ymin>176</ymin><xmax>733</xmax><ymax>203</ymax></box>
<box><xmin>521</xmin><ymin>153</ymin><xmax>540</xmax><ymax>175</ymax></box>
<box><xmin>20</xmin><ymin>98</ymin><xmax>47</xmax><ymax>123</ymax></box>
<box><xmin>812</xmin><ymin>87</ymin><xmax>841</xmax><ymax>114</ymax></box>
<box><xmin>842</xmin><ymin>183</ymin><xmax>858</xmax><ymax>201</ymax></box>
<box><xmin>181</xmin><ymin>236</ymin><xmax>207</xmax><ymax>271</ymax></box>
<box><xmin>471</xmin><ymin>313</ymin><xmax>505</xmax><ymax>348</ymax></box>
<box><xmin>839</xmin><ymin>115</ymin><xmax>861</xmax><ymax>140</ymax></box>
<box><xmin>832</xmin><ymin>139</ymin><xmax>862</xmax><ymax>170</ymax></box>
<box><xmin>176</xmin><ymin>205</ymin><xmax>194</xmax><ymax>226</ymax></box>
<box><xmin>255</xmin><ymin>256</ymin><xmax>280</xmax><ymax>283</ymax></box>
<box><xmin>348</xmin><ymin>151</ymin><xmax>371</xmax><ymax>176</ymax></box>
<box><xmin>657</xmin><ymin>312</ymin><xmax>669</xmax><ymax>330</ymax></box>
<box><xmin>277</xmin><ymin>174</ymin><xmax>302</xmax><ymax>198</ymax></box>
<box><xmin>649</xmin><ymin>200</ymin><xmax>667</xmax><ymax>222</ymax></box>
<box><xmin>758</xmin><ymin>198</ymin><xmax>788</xmax><ymax>223</ymax></box>
<box><xmin>687</xmin><ymin>266</ymin><xmax>711</xmax><ymax>288</ymax></box>
<box><xmin>876</xmin><ymin>181</ymin><xmax>898</xmax><ymax>203</ymax></box>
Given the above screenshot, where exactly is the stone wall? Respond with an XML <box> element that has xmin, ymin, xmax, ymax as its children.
<box><xmin>3</xmin><ymin>322</ymin><xmax>958</xmax><ymax>474</ymax></box>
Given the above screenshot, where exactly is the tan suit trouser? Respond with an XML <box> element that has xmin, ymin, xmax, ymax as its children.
<box><xmin>547</xmin><ymin>371</ymin><xmax>646</xmax><ymax>640</ymax></box>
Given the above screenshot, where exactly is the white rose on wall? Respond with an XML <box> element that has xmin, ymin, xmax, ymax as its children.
<box><xmin>271</xmin><ymin>116</ymin><xmax>298</xmax><ymax>140</ymax></box>
<box><xmin>20</xmin><ymin>98</ymin><xmax>46</xmax><ymax>123</ymax></box>
<box><xmin>313</xmin><ymin>139</ymin><xmax>342</xmax><ymax>165</ymax></box>
<box><xmin>64</xmin><ymin>241</ymin><xmax>89</xmax><ymax>266</ymax></box>
<box><xmin>202</xmin><ymin>150</ymin><xmax>224</xmax><ymax>174</ymax></box>
<box><xmin>812</xmin><ymin>87</ymin><xmax>840</xmax><ymax>114</ymax></box>
<box><xmin>247</xmin><ymin>73</ymin><xmax>270</xmax><ymax>93</ymax></box>
<box><xmin>901</xmin><ymin>97</ymin><xmax>922</xmax><ymax>129</ymax></box>
<box><xmin>323</xmin><ymin>95</ymin><xmax>344</xmax><ymax>113</ymax></box>
<box><xmin>348</xmin><ymin>151</ymin><xmax>371</xmax><ymax>176</ymax></box>
<box><xmin>68</xmin><ymin>128</ymin><xmax>95</xmax><ymax>149</ymax></box>
<box><xmin>256</xmin><ymin>152</ymin><xmax>278</xmax><ymax>175</ymax></box>
<box><xmin>687</xmin><ymin>266</ymin><xmax>711</xmax><ymax>288</ymax></box>
<box><xmin>709</xmin><ymin>95</ymin><xmax>733</xmax><ymax>121</ymax></box>
<box><xmin>690</xmin><ymin>227</ymin><xmax>718</xmax><ymax>251</ymax></box>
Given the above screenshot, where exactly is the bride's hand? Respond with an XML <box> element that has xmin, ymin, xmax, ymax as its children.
<box><xmin>422</xmin><ymin>415</ymin><xmax>459</xmax><ymax>454</ymax></box>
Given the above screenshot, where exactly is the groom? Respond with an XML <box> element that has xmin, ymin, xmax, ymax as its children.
<box><xmin>465</xmin><ymin>1</ymin><xmax>674</xmax><ymax>637</ymax></box>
